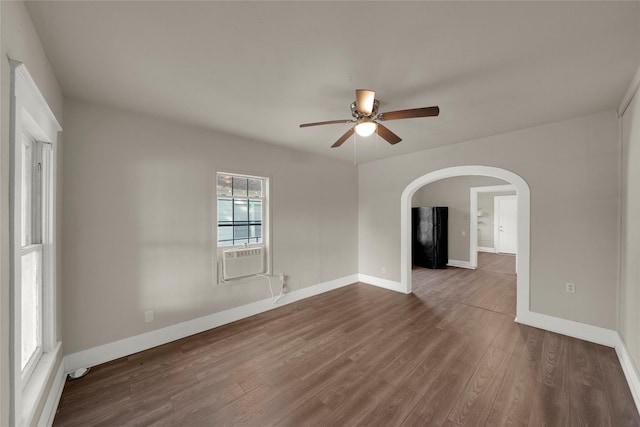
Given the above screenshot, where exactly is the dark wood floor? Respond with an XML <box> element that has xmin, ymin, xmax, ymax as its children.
<box><xmin>477</xmin><ymin>251</ymin><xmax>515</xmax><ymax>275</ymax></box>
<box><xmin>53</xmin><ymin>255</ymin><xmax>639</xmax><ymax>426</ymax></box>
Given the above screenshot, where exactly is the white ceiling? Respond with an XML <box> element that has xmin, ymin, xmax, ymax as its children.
<box><xmin>26</xmin><ymin>1</ymin><xmax>640</xmax><ymax>163</ymax></box>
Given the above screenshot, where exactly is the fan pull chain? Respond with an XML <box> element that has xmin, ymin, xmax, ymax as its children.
<box><xmin>376</xmin><ymin>129</ymin><xmax>380</xmax><ymax>160</ymax></box>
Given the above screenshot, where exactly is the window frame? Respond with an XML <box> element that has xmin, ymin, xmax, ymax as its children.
<box><xmin>19</xmin><ymin>133</ymin><xmax>50</xmax><ymax>386</ymax></box>
<box><xmin>215</xmin><ymin>171</ymin><xmax>270</xmax><ymax>283</ymax></box>
<box><xmin>216</xmin><ymin>173</ymin><xmax>267</xmax><ymax>249</ymax></box>
<box><xmin>10</xmin><ymin>60</ymin><xmax>61</xmax><ymax>427</ymax></box>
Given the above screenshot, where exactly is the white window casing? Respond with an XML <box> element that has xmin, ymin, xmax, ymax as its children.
<box><xmin>10</xmin><ymin>60</ymin><xmax>61</xmax><ymax>427</ymax></box>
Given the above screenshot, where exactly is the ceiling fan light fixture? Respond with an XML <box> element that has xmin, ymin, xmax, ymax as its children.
<box><xmin>355</xmin><ymin>121</ymin><xmax>377</xmax><ymax>137</ymax></box>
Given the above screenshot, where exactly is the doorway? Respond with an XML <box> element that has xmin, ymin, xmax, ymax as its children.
<box><xmin>400</xmin><ymin>166</ymin><xmax>531</xmax><ymax>320</ymax></box>
<box><xmin>495</xmin><ymin>195</ymin><xmax>517</xmax><ymax>254</ymax></box>
<box><xmin>469</xmin><ymin>184</ymin><xmax>516</xmax><ymax>269</ymax></box>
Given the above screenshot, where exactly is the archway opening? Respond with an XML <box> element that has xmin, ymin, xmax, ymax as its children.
<box><xmin>400</xmin><ymin>166</ymin><xmax>530</xmax><ymax>320</ymax></box>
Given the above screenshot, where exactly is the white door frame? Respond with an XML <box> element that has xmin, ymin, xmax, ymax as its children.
<box><xmin>469</xmin><ymin>184</ymin><xmax>516</xmax><ymax>269</ymax></box>
<box><xmin>400</xmin><ymin>166</ymin><xmax>530</xmax><ymax>319</ymax></box>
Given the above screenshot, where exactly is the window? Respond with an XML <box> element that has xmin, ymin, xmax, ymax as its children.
<box><xmin>20</xmin><ymin>134</ymin><xmax>47</xmax><ymax>381</ymax></box>
<box><xmin>11</xmin><ymin>60</ymin><xmax>61</xmax><ymax>426</ymax></box>
<box><xmin>217</xmin><ymin>173</ymin><xmax>266</xmax><ymax>247</ymax></box>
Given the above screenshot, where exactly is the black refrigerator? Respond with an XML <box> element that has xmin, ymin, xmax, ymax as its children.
<box><xmin>412</xmin><ymin>207</ymin><xmax>448</xmax><ymax>269</ymax></box>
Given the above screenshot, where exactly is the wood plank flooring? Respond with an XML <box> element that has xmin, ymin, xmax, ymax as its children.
<box><xmin>53</xmin><ymin>255</ymin><xmax>639</xmax><ymax>426</ymax></box>
<box><xmin>477</xmin><ymin>251</ymin><xmax>515</xmax><ymax>275</ymax></box>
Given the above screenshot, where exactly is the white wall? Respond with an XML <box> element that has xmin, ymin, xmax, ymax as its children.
<box><xmin>359</xmin><ymin>111</ymin><xmax>620</xmax><ymax>329</ymax></box>
<box><xmin>1</xmin><ymin>1</ymin><xmax>64</xmax><ymax>424</ymax></box>
<box><xmin>61</xmin><ymin>98</ymin><xmax>358</xmax><ymax>355</ymax></box>
<box><xmin>620</xmin><ymin>84</ymin><xmax>640</xmax><ymax>374</ymax></box>
<box><xmin>412</xmin><ymin>176</ymin><xmax>507</xmax><ymax>262</ymax></box>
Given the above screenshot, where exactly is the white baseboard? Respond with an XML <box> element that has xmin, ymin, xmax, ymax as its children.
<box><xmin>477</xmin><ymin>246</ymin><xmax>496</xmax><ymax>253</ymax></box>
<box><xmin>38</xmin><ymin>359</ymin><xmax>65</xmax><ymax>427</ymax></box>
<box><xmin>515</xmin><ymin>310</ymin><xmax>617</xmax><ymax>347</ymax></box>
<box><xmin>613</xmin><ymin>332</ymin><xmax>640</xmax><ymax>414</ymax></box>
<box><xmin>64</xmin><ymin>274</ymin><xmax>358</xmax><ymax>373</ymax></box>
<box><xmin>447</xmin><ymin>259</ymin><xmax>475</xmax><ymax>270</ymax></box>
<box><xmin>358</xmin><ymin>274</ymin><xmax>406</xmax><ymax>294</ymax></box>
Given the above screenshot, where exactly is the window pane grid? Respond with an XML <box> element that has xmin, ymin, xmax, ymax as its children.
<box><xmin>217</xmin><ymin>174</ymin><xmax>265</xmax><ymax>247</ymax></box>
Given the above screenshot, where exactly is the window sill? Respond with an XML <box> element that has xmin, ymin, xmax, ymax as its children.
<box><xmin>20</xmin><ymin>341</ymin><xmax>61</xmax><ymax>426</ymax></box>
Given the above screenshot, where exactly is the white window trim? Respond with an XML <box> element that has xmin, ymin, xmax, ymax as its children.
<box><xmin>215</xmin><ymin>171</ymin><xmax>271</xmax><ymax>283</ymax></box>
<box><xmin>10</xmin><ymin>60</ymin><xmax>61</xmax><ymax>426</ymax></box>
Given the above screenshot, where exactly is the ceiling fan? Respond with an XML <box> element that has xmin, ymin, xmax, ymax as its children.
<box><xmin>299</xmin><ymin>89</ymin><xmax>440</xmax><ymax>148</ymax></box>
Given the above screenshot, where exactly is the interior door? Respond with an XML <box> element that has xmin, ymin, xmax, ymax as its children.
<box><xmin>495</xmin><ymin>196</ymin><xmax>517</xmax><ymax>254</ymax></box>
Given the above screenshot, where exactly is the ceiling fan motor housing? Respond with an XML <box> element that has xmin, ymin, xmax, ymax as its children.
<box><xmin>351</xmin><ymin>99</ymin><xmax>380</xmax><ymax>119</ymax></box>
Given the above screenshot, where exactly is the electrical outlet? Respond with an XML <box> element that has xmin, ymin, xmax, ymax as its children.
<box><xmin>381</xmin><ymin>266</ymin><xmax>386</xmax><ymax>274</ymax></box>
<box><xmin>144</xmin><ymin>310</ymin><xmax>154</xmax><ymax>323</ymax></box>
<box><xmin>565</xmin><ymin>282</ymin><xmax>576</xmax><ymax>294</ymax></box>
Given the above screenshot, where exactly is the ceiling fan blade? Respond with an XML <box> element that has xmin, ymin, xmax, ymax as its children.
<box><xmin>356</xmin><ymin>89</ymin><xmax>376</xmax><ymax>115</ymax></box>
<box><xmin>379</xmin><ymin>106</ymin><xmax>440</xmax><ymax>121</ymax></box>
<box><xmin>376</xmin><ymin>123</ymin><xmax>402</xmax><ymax>145</ymax></box>
<box><xmin>300</xmin><ymin>119</ymin><xmax>352</xmax><ymax>128</ymax></box>
<box><xmin>331</xmin><ymin>127</ymin><xmax>355</xmax><ymax>148</ymax></box>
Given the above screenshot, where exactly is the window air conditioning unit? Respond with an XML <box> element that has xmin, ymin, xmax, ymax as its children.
<box><xmin>222</xmin><ymin>247</ymin><xmax>265</xmax><ymax>280</ymax></box>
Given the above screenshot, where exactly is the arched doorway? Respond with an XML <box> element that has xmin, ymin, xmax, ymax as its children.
<box><xmin>400</xmin><ymin>166</ymin><xmax>530</xmax><ymax>319</ymax></box>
